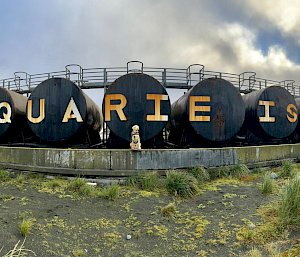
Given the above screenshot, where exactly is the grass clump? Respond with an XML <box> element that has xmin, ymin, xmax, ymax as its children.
<box><xmin>47</xmin><ymin>178</ymin><xmax>64</xmax><ymax>189</ymax></box>
<box><xmin>72</xmin><ymin>248</ymin><xmax>85</xmax><ymax>257</ymax></box>
<box><xmin>209</xmin><ymin>166</ymin><xmax>231</xmax><ymax>180</ymax></box>
<box><xmin>126</xmin><ymin>172</ymin><xmax>160</xmax><ymax>190</ymax></box>
<box><xmin>99</xmin><ymin>184</ymin><xmax>120</xmax><ymax>200</ymax></box>
<box><xmin>161</xmin><ymin>202</ymin><xmax>176</xmax><ymax>218</ymax></box>
<box><xmin>261</xmin><ymin>172</ymin><xmax>274</xmax><ymax>194</ymax></box>
<box><xmin>165</xmin><ymin>170</ymin><xmax>199</xmax><ymax>198</ymax></box>
<box><xmin>67</xmin><ymin>177</ymin><xmax>94</xmax><ymax>196</ymax></box>
<box><xmin>20</xmin><ymin>218</ymin><xmax>34</xmax><ymax>237</ymax></box>
<box><xmin>281</xmin><ymin>160</ymin><xmax>297</xmax><ymax>177</ymax></box>
<box><xmin>0</xmin><ymin>170</ymin><xmax>10</xmax><ymax>182</ymax></box>
<box><xmin>278</xmin><ymin>175</ymin><xmax>300</xmax><ymax>226</ymax></box>
<box><xmin>139</xmin><ymin>172</ymin><xmax>160</xmax><ymax>190</ymax></box>
<box><xmin>190</xmin><ymin>166</ymin><xmax>210</xmax><ymax>184</ymax></box>
<box><xmin>209</xmin><ymin>164</ymin><xmax>249</xmax><ymax>180</ymax></box>
<box><xmin>15</xmin><ymin>174</ymin><xmax>26</xmax><ymax>185</ymax></box>
<box><xmin>230</xmin><ymin>164</ymin><xmax>249</xmax><ymax>178</ymax></box>
<box><xmin>245</xmin><ymin>247</ymin><xmax>262</xmax><ymax>257</ymax></box>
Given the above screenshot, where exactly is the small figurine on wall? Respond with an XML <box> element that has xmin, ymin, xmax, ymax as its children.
<box><xmin>130</xmin><ymin>125</ymin><xmax>142</xmax><ymax>150</ymax></box>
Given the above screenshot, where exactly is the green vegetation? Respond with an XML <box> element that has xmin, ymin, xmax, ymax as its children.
<box><xmin>15</xmin><ymin>173</ymin><xmax>26</xmax><ymax>185</ymax></box>
<box><xmin>165</xmin><ymin>170</ymin><xmax>199</xmax><ymax>198</ymax></box>
<box><xmin>260</xmin><ymin>172</ymin><xmax>274</xmax><ymax>194</ymax></box>
<box><xmin>0</xmin><ymin>170</ymin><xmax>10</xmax><ymax>182</ymax></box>
<box><xmin>236</xmin><ymin>204</ymin><xmax>283</xmax><ymax>244</ymax></box>
<box><xmin>99</xmin><ymin>184</ymin><xmax>120</xmax><ymax>200</ymax></box>
<box><xmin>209</xmin><ymin>164</ymin><xmax>250</xmax><ymax>180</ymax></box>
<box><xmin>126</xmin><ymin>172</ymin><xmax>160</xmax><ymax>190</ymax></box>
<box><xmin>189</xmin><ymin>166</ymin><xmax>210</xmax><ymax>184</ymax></box>
<box><xmin>281</xmin><ymin>160</ymin><xmax>296</xmax><ymax>177</ymax></box>
<box><xmin>1</xmin><ymin>164</ymin><xmax>300</xmax><ymax>256</ymax></box>
<box><xmin>72</xmin><ymin>248</ymin><xmax>86</xmax><ymax>257</ymax></box>
<box><xmin>161</xmin><ymin>202</ymin><xmax>176</xmax><ymax>218</ymax></box>
<box><xmin>278</xmin><ymin>175</ymin><xmax>300</xmax><ymax>226</ymax></box>
<box><xmin>245</xmin><ymin>247</ymin><xmax>262</xmax><ymax>257</ymax></box>
<box><xmin>230</xmin><ymin>164</ymin><xmax>250</xmax><ymax>178</ymax></box>
<box><xmin>209</xmin><ymin>166</ymin><xmax>231</xmax><ymax>179</ymax></box>
<box><xmin>67</xmin><ymin>177</ymin><xmax>95</xmax><ymax>196</ymax></box>
<box><xmin>20</xmin><ymin>218</ymin><xmax>34</xmax><ymax>237</ymax></box>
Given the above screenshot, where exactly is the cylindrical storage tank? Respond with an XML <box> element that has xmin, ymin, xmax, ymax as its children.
<box><xmin>102</xmin><ymin>73</ymin><xmax>171</xmax><ymax>146</ymax></box>
<box><xmin>0</xmin><ymin>88</ymin><xmax>31</xmax><ymax>143</ymax></box>
<box><xmin>26</xmin><ymin>78</ymin><xmax>102</xmax><ymax>145</ymax></box>
<box><xmin>170</xmin><ymin>78</ymin><xmax>245</xmax><ymax>145</ymax></box>
<box><xmin>243</xmin><ymin>86</ymin><xmax>298</xmax><ymax>139</ymax></box>
<box><xmin>290</xmin><ymin>97</ymin><xmax>300</xmax><ymax>142</ymax></box>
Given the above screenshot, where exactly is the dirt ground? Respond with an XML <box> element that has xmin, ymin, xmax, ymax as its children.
<box><xmin>0</xmin><ymin>167</ymin><xmax>299</xmax><ymax>257</ymax></box>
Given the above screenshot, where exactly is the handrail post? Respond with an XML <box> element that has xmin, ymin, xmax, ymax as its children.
<box><xmin>162</xmin><ymin>68</ymin><xmax>167</xmax><ymax>85</ymax></box>
<box><xmin>28</xmin><ymin>75</ymin><xmax>31</xmax><ymax>92</ymax></box>
<box><xmin>103</xmin><ymin>68</ymin><xmax>107</xmax><ymax>86</ymax></box>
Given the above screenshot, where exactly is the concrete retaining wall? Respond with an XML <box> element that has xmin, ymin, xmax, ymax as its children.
<box><xmin>0</xmin><ymin>144</ymin><xmax>299</xmax><ymax>176</ymax></box>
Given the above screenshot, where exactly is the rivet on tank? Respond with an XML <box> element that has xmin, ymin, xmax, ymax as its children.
<box><xmin>0</xmin><ymin>88</ymin><xmax>33</xmax><ymax>143</ymax></box>
<box><xmin>242</xmin><ymin>86</ymin><xmax>298</xmax><ymax>141</ymax></box>
<box><xmin>102</xmin><ymin>64</ymin><xmax>171</xmax><ymax>148</ymax></box>
<box><xmin>169</xmin><ymin>78</ymin><xmax>245</xmax><ymax>146</ymax></box>
<box><xmin>26</xmin><ymin>78</ymin><xmax>102</xmax><ymax>145</ymax></box>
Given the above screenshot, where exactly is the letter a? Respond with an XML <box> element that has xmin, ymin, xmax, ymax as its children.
<box><xmin>62</xmin><ymin>97</ymin><xmax>83</xmax><ymax>123</ymax></box>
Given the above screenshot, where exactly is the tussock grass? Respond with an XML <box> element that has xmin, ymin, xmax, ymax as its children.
<box><xmin>209</xmin><ymin>164</ymin><xmax>249</xmax><ymax>180</ymax></box>
<box><xmin>20</xmin><ymin>218</ymin><xmax>34</xmax><ymax>237</ymax></box>
<box><xmin>281</xmin><ymin>160</ymin><xmax>296</xmax><ymax>177</ymax></box>
<box><xmin>230</xmin><ymin>164</ymin><xmax>250</xmax><ymax>178</ymax></box>
<box><xmin>278</xmin><ymin>175</ymin><xmax>300</xmax><ymax>226</ymax></box>
<box><xmin>0</xmin><ymin>170</ymin><xmax>10</xmax><ymax>182</ymax></box>
<box><xmin>99</xmin><ymin>184</ymin><xmax>120</xmax><ymax>200</ymax></box>
<box><xmin>67</xmin><ymin>177</ymin><xmax>94</xmax><ymax>196</ymax></box>
<box><xmin>165</xmin><ymin>170</ymin><xmax>199</xmax><ymax>198</ymax></box>
<box><xmin>161</xmin><ymin>202</ymin><xmax>176</xmax><ymax>218</ymax></box>
<box><xmin>48</xmin><ymin>178</ymin><xmax>64</xmax><ymax>189</ymax></box>
<box><xmin>72</xmin><ymin>247</ymin><xmax>85</xmax><ymax>257</ymax></box>
<box><xmin>209</xmin><ymin>166</ymin><xmax>231</xmax><ymax>180</ymax></box>
<box><xmin>139</xmin><ymin>172</ymin><xmax>160</xmax><ymax>190</ymax></box>
<box><xmin>261</xmin><ymin>172</ymin><xmax>274</xmax><ymax>194</ymax></box>
<box><xmin>125</xmin><ymin>172</ymin><xmax>160</xmax><ymax>190</ymax></box>
<box><xmin>1</xmin><ymin>240</ymin><xmax>36</xmax><ymax>257</ymax></box>
<box><xmin>15</xmin><ymin>174</ymin><xmax>26</xmax><ymax>185</ymax></box>
<box><xmin>245</xmin><ymin>247</ymin><xmax>262</xmax><ymax>257</ymax></box>
<box><xmin>189</xmin><ymin>166</ymin><xmax>210</xmax><ymax>184</ymax></box>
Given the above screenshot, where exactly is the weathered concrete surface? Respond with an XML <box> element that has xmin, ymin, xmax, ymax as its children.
<box><xmin>0</xmin><ymin>144</ymin><xmax>299</xmax><ymax>176</ymax></box>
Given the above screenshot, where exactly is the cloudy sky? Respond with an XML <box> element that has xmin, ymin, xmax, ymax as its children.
<box><xmin>1</xmin><ymin>0</ymin><xmax>300</xmax><ymax>92</ymax></box>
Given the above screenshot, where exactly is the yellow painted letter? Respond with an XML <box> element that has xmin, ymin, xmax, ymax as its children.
<box><xmin>27</xmin><ymin>99</ymin><xmax>45</xmax><ymax>123</ymax></box>
<box><xmin>62</xmin><ymin>97</ymin><xmax>83</xmax><ymax>123</ymax></box>
<box><xmin>146</xmin><ymin>94</ymin><xmax>169</xmax><ymax>121</ymax></box>
<box><xmin>189</xmin><ymin>96</ymin><xmax>211</xmax><ymax>122</ymax></box>
<box><xmin>104</xmin><ymin>94</ymin><xmax>127</xmax><ymax>121</ymax></box>
<box><xmin>259</xmin><ymin>100</ymin><xmax>275</xmax><ymax>122</ymax></box>
<box><xmin>0</xmin><ymin>102</ymin><xmax>12</xmax><ymax>124</ymax></box>
<box><xmin>287</xmin><ymin>103</ymin><xmax>298</xmax><ymax>123</ymax></box>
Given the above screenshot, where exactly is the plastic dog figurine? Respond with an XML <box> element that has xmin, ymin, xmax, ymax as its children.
<box><xmin>130</xmin><ymin>125</ymin><xmax>141</xmax><ymax>150</ymax></box>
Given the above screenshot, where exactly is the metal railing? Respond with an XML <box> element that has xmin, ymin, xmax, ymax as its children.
<box><xmin>1</xmin><ymin>61</ymin><xmax>300</xmax><ymax>96</ymax></box>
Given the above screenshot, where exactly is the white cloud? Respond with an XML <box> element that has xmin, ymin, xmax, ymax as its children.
<box><xmin>247</xmin><ymin>0</ymin><xmax>300</xmax><ymax>42</ymax></box>
<box><xmin>1</xmin><ymin>0</ymin><xmax>300</xmax><ymax>87</ymax></box>
<box><xmin>179</xmin><ymin>23</ymin><xmax>300</xmax><ymax>82</ymax></box>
